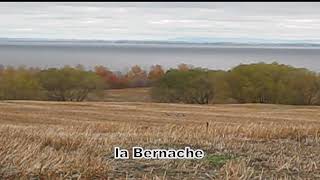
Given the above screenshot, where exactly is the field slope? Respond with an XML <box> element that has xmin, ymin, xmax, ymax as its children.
<box><xmin>0</xmin><ymin>101</ymin><xmax>320</xmax><ymax>179</ymax></box>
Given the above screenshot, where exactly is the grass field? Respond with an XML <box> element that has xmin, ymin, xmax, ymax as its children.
<box><xmin>99</xmin><ymin>87</ymin><xmax>152</xmax><ymax>102</ymax></box>
<box><xmin>0</xmin><ymin>89</ymin><xmax>320</xmax><ymax>179</ymax></box>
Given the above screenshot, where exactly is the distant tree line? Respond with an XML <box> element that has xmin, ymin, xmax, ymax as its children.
<box><xmin>151</xmin><ymin>62</ymin><xmax>320</xmax><ymax>105</ymax></box>
<box><xmin>0</xmin><ymin>64</ymin><xmax>165</xmax><ymax>101</ymax></box>
<box><xmin>1</xmin><ymin>62</ymin><xmax>320</xmax><ymax>105</ymax></box>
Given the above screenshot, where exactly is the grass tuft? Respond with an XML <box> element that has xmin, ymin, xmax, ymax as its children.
<box><xmin>206</xmin><ymin>154</ymin><xmax>234</xmax><ymax>168</ymax></box>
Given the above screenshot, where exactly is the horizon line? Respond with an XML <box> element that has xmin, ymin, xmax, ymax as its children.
<box><xmin>1</xmin><ymin>37</ymin><xmax>320</xmax><ymax>44</ymax></box>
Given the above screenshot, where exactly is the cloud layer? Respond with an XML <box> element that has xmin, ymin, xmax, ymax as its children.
<box><xmin>1</xmin><ymin>2</ymin><xmax>320</xmax><ymax>40</ymax></box>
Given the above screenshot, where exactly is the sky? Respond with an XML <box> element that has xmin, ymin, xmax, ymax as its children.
<box><xmin>1</xmin><ymin>2</ymin><xmax>320</xmax><ymax>41</ymax></box>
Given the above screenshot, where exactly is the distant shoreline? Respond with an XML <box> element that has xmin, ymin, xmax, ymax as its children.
<box><xmin>1</xmin><ymin>41</ymin><xmax>320</xmax><ymax>50</ymax></box>
<box><xmin>1</xmin><ymin>38</ymin><xmax>320</xmax><ymax>49</ymax></box>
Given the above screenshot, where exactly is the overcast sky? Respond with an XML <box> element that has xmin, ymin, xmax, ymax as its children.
<box><xmin>1</xmin><ymin>2</ymin><xmax>320</xmax><ymax>41</ymax></box>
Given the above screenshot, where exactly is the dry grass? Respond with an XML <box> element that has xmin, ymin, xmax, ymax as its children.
<box><xmin>0</xmin><ymin>99</ymin><xmax>320</xmax><ymax>179</ymax></box>
<box><xmin>89</xmin><ymin>87</ymin><xmax>152</xmax><ymax>102</ymax></box>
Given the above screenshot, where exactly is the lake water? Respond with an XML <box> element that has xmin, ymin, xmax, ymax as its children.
<box><xmin>0</xmin><ymin>43</ymin><xmax>320</xmax><ymax>72</ymax></box>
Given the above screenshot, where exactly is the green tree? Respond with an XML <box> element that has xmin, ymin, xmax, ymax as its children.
<box><xmin>227</xmin><ymin>62</ymin><xmax>320</xmax><ymax>105</ymax></box>
<box><xmin>0</xmin><ymin>66</ymin><xmax>43</xmax><ymax>100</ymax></box>
<box><xmin>151</xmin><ymin>69</ymin><xmax>216</xmax><ymax>104</ymax></box>
<box><xmin>38</xmin><ymin>66</ymin><xmax>105</xmax><ymax>101</ymax></box>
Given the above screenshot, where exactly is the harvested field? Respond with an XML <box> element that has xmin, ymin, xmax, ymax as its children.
<box><xmin>91</xmin><ymin>87</ymin><xmax>152</xmax><ymax>102</ymax></box>
<box><xmin>0</xmin><ymin>100</ymin><xmax>320</xmax><ymax>179</ymax></box>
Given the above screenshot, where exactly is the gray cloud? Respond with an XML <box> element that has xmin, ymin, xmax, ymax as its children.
<box><xmin>1</xmin><ymin>2</ymin><xmax>320</xmax><ymax>40</ymax></box>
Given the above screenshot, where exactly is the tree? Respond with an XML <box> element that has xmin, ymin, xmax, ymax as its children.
<box><xmin>227</xmin><ymin>62</ymin><xmax>320</xmax><ymax>105</ymax></box>
<box><xmin>207</xmin><ymin>70</ymin><xmax>231</xmax><ymax>103</ymax></box>
<box><xmin>184</xmin><ymin>71</ymin><xmax>215</xmax><ymax>104</ymax></box>
<box><xmin>126</xmin><ymin>65</ymin><xmax>148</xmax><ymax>87</ymax></box>
<box><xmin>177</xmin><ymin>63</ymin><xmax>192</xmax><ymax>71</ymax></box>
<box><xmin>94</xmin><ymin>65</ymin><xmax>114</xmax><ymax>88</ymax></box>
<box><xmin>152</xmin><ymin>62</ymin><xmax>320</xmax><ymax>105</ymax></box>
<box><xmin>283</xmin><ymin>69</ymin><xmax>320</xmax><ymax>105</ymax></box>
<box><xmin>0</xmin><ymin>66</ymin><xmax>43</xmax><ymax>100</ymax></box>
<box><xmin>148</xmin><ymin>65</ymin><xmax>165</xmax><ymax>83</ymax></box>
<box><xmin>38</xmin><ymin>66</ymin><xmax>104</xmax><ymax>101</ymax></box>
<box><xmin>151</xmin><ymin>69</ymin><xmax>215</xmax><ymax>104</ymax></box>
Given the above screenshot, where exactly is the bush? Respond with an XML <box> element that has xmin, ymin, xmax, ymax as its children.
<box><xmin>151</xmin><ymin>62</ymin><xmax>320</xmax><ymax>105</ymax></box>
<box><xmin>0</xmin><ymin>67</ymin><xmax>43</xmax><ymax>100</ymax></box>
<box><xmin>151</xmin><ymin>69</ymin><xmax>215</xmax><ymax>104</ymax></box>
<box><xmin>227</xmin><ymin>62</ymin><xmax>320</xmax><ymax>105</ymax></box>
<box><xmin>38</xmin><ymin>66</ymin><xmax>105</xmax><ymax>101</ymax></box>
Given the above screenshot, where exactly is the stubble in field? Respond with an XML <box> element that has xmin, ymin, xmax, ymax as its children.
<box><xmin>0</xmin><ymin>100</ymin><xmax>319</xmax><ymax>179</ymax></box>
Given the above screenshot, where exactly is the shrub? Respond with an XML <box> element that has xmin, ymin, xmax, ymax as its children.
<box><xmin>38</xmin><ymin>66</ymin><xmax>105</xmax><ymax>101</ymax></box>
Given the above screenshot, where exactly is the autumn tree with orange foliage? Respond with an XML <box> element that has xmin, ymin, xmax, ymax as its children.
<box><xmin>94</xmin><ymin>65</ymin><xmax>127</xmax><ymax>89</ymax></box>
<box><xmin>177</xmin><ymin>63</ymin><xmax>192</xmax><ymax>71</ymax></box>
<box><xmin>126</xmin><ymin>65</ymin><xmax>148</xmax><ymax>87</ymax></box>
<box><xmin>148</xmin><ymin>65</ymin><xmax>165</xmax><ymax>83</ymax></box>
